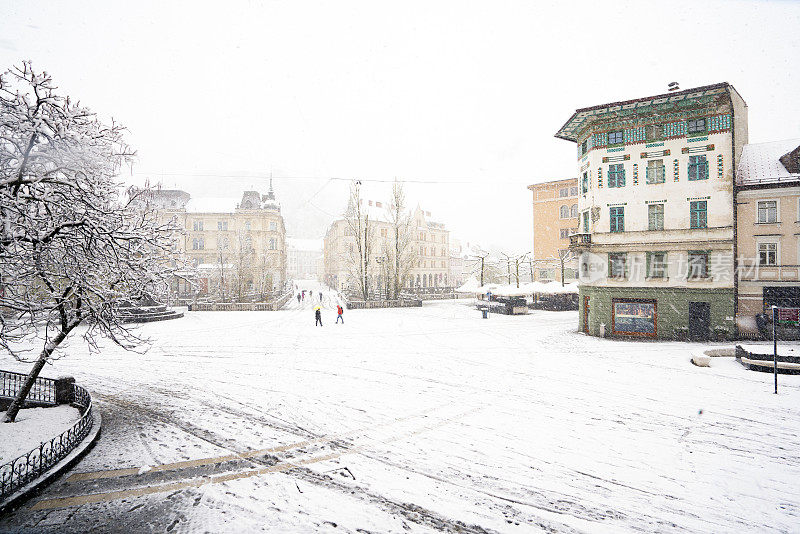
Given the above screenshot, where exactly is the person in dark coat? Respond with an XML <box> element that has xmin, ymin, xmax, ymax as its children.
<box><xmin>314</xmin><ymin>305</ymin><xmax>322</xmax><ymax>326</ymax></box>
<box><xmin>336</xmin><ymin>304</ymin><xmax>344</xmax><ymax>324</ymax></box>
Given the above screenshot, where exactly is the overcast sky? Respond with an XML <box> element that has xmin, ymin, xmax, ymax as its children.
<box><xmin>1</xmin><ymin>0</ymin><xmax>799</xmax><ymax>252</ymax></box>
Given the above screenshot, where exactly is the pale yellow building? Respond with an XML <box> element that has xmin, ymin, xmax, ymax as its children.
<box><xmin>323</xmin><ymin>202</ymin><xmax>450</xmax><ymax>295</ymax></box>
<box><xmin>143</xmin><ymin>184</ymin><xmax>287</xmax><ymax>301</ymax></box>
<box><xmin>736</xmin><ymin>138</ymin><xmax>800</xmax><ymax>336</ymax></box>
<box><xmin>527</xmin><ymin>178</ymin><xmax>579</xmax><ymax>282</ymax></box>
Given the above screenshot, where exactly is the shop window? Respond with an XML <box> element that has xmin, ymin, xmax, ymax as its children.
<box><xmin>612</xmin><ymin>299</ymin><xmax>657</xmax><ymax>337</ymax></box>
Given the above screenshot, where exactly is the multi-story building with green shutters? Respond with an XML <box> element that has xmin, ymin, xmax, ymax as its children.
<box><xmin>555</xmin><ymin>83</ymin><xmax>748</xmax><ymax>340</ymax></box>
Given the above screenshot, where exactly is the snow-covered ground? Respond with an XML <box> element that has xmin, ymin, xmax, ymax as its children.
<box><xmin>2</xmin><ymin>284</ymin><xmax>799</xmax><ymax>533</ymax></box>
<box><xmin>0</xmin><ymin>405</ymin><xmax>82</xmax><ymax>463</ymax></box>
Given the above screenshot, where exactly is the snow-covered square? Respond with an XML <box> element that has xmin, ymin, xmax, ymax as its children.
<box><xmin>2</xmin><ymin>295</ymin><xmax>799</xmax><ymax>533</ymax></box>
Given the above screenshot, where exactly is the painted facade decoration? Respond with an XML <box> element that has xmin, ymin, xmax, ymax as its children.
<box><xmin>556</xmin><ymin>82</ymin><xmax>749</xmax><ymax>340</ymax></box>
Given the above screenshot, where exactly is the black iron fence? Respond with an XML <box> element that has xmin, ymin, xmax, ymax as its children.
<box><xmin>1</xmin><ymin>371</ymin><xmax>56</xmax><ymax>405</ymax></box>
<box><xmin>0</xmin><ymin>371</ymin><xmax>94</xmax><ymax>503</ymax></box>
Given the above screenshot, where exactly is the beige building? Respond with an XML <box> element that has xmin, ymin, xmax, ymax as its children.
<box><xmin>736</xmin><ymin>139</ymin><xmax>800</xmax><ymax>336</ymax></box>
<box><xmin>323</xmin><ymin>202</ymin><xmax>450</xmax><ymax>295</ymax></box>
<box><xmin>143</xmin><ymin>184</ymin><xmax>287</xmax><ymax>300</ymax></box>
<box><xmin>286</xmin><ymin>238</ymin><xmax>323</xmax><ymax>281</ymax></box>
<box><xmin>558</xmin><ymin>82</ymin><xmax>748</xmax><ymax>340</ymax></box>
<box><xmin>527</xmin><ymin>178</ymin><xmax>579</xmax><ymax>282</ymax></box>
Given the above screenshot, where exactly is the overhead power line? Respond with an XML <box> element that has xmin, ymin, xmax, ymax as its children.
<box><xmin>129</xmin><ymin>171</ymin><xmax>548</xmax><ymax>186</ymax></box>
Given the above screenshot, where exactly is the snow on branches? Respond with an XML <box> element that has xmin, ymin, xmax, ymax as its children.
<box><xmin>0</xmin><ymin>62</ymin><xmax>184</xmax><ymax>420</ymax></box>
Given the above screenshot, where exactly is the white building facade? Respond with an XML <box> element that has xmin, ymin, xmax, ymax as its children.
<box><xmin>557</xmin><ymin>83</ymin><xmax>748</xmax><ymax>340</ymax></box>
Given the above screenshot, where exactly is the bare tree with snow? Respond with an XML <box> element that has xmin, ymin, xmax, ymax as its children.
<box><xmin>0</xmin><ymin>62</ymin><xmax>183</xmax><ymax>422</ymax></box>
<box><xmin>343</xmin><ymin>181</ymin><xmax>373</xmax><ymax>301</ymax></box>
<box><xmin>385</xmin><ymin>180</ymin><xmax>416</xmax><ymax>299</ymax></box>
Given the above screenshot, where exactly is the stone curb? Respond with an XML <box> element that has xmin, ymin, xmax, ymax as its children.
<box><xmin>0</xmin><ymin>408</ymin><xmax>102</xmax><ymax>516</ymax></box>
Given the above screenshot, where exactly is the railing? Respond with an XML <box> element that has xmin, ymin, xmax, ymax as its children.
<box><xmin>0</xmin><ymin>370</ymin><xmax>56</xmax><ymax>405</ymax></box>
<box><xmin>0</xmin><ymin>372</ymin><xmax>94</xmax><ymax>503</ymax></box>
<box><xmin>569</xmin><ymin>233</ymin><xmax>592</xmax><ymax>248</ymax></box>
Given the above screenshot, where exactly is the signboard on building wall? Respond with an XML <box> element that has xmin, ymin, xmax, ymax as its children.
<box><xmin>775</xmin><ymin>307</ymin><xmax>800</xmax><ymax>327</ymax></box>
<box><xmin>612</xmin><ymin>299</ymin><xmax>657</xmax><ymax>337</ymax></box>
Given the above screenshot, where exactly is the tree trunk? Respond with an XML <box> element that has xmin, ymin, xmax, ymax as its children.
<box><xmin>4</xmin><ymin>328</ymin><xmax>69</xmax><ymax>423</ymax></box>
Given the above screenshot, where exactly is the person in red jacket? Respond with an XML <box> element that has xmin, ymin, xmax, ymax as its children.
<box><xmin>336</xmin><ymin>304</ymin><xmax>344</xmax><ymax>324</ymax></box>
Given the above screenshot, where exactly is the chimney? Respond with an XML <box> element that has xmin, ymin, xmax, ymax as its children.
<box><xmin>668</xmin><ymin>82</ymin><xmax>680</xmax><ymax>92</ymax></box>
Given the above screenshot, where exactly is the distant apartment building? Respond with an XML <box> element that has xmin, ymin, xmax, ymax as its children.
<box><xmin>527</xmin><ymin>178</ymin><xmax>579</xmax><ymax>282</ymax></box>
<box><xmin>323</xmin><ymin>201</ymin><xmax>450</xmax><ymax>294</ymax></box>
<box><xmin>141</xmin><ymin>183</ymin><xmax>287</xmax><ymax>300</ymax></box>
<box><xmin>558</xmin><ymin>83</ymin><xmax>747</xmax><ymax>340</ymax></box>
<box><xmin>286</xmin><ymin>238</ymin><xmax>323</xmax><ymax>281</ymax></box>
<box><xmin>736</xmin><ymin>139</ymin><xmax>800</xmax><ymax>336</ymax></box>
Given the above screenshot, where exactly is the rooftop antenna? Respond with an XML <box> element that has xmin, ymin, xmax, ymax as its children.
<box><xmin>668</xmin><ymin>81</ymin><xmax>680</xmax><ymax>92</ymax></box>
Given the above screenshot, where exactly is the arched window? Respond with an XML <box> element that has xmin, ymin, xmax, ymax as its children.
<box><xmin>570</xmin><ymin>204</ymin><xmax>578</xmax><ymax>218</ymax></box>
<box><xmin>560</xmin><ymin>205</ymin><xmax>569</xmax><ymax>219</ymax></box>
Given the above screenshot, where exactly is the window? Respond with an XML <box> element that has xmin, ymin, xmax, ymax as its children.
<box><xmin>269</xmin><ymin>221</ymin><xmax>277</xmax><ymax>231</ymax></box>
<box><xmin>220</xmin><ymin>237</ymin><xmax>229</xmax><ymax>250</ymax></box>
<box><xmin>688</xmin><ymin>251</ymin><xmax>709</xmax><ymax>279</ymax></box>
<box><xmin>757</xmin><ymin>200</ymin><xmax>778</xmax><ymax>223</ymax></box>
<box><xmin>192</xmin><ymin>238</ymin><xmax>204</xmax><ymax>250</ymax></box>
<box><xmin>687</xmin><ymin>118</ymin><xmax>706</xmax><ymax>134</ymax></box>
<box><xmin>608</xmin><ymin>164</ymin><xmax>626</xmax><ymax>188</ymax></box>
<box><xmin>648</xmin><ymin>204</ymin><xmax>664</xmax><ymax>231</ymax></box>
<box><xmin>217</xmin><ymin>220</ymin><xmax>228</xmax><ymax>231</ymax></box>
<box><xmin>570</xmin><ymin>186</ymin><xmax>579</xmax><ymax>196</ymax></box>
<box><xmin>690</xmin><ymin>201</ymin><xmax>707</xmax><ymax>229</ymax></box>
<box><xmin>582</xmin><ymin>211</ymin><xmax>589</xmax><ymax>232</ymax></box>
<box><xmin>645</xmin><ymin>124</ymin><xmax>663</xmax><ymax>142</ymax></box>
<box><xmin>560</xmin><ymin>228</ymin><xmax>570</xmax><ymax>239</ymax></box>
<box><xmin>570</xmin><ymin>204</ymin><xmax>578</xmax><ymax>218</ymax></box>
<box><xmin>608</xmin><ymin>131</ymin><xmax>624</xmax><ymax>145</ymax></box>
<box><xmin>609</xmin><ymin>253</ymin><xmax>627</xmax><ymax>278</ymax></box>
<box><xmin>581</xmin><ymin>171</ymin><xmax>589</xmax><ymax>194</ymax></box>
<box><xmin>759</xmin><ymin>242</ymin><xmax>777</xmax><ymax>266</ymax></box>
<box><xmin>688</xmin><ymin>155</ymin><xmax>709</xmax><ymax>180</ymax></box>
<box><xmin>610</xmin><ymin>206</ymin><xmax>624</xmax><ymax>232</ymax></box>
<box><xmin>560</xmin><ymin>205</ymin><xmax>570</xmax><ymax>218</ymax></box>
<box><xmin>559</xmin><ymin>187</ymin><xmax>569</xmax><ymax>197</ymax></box>
<box><xmin>646</xmin><ymin>159</ymin><xmax>665</xmax><ymax>184</ymax></box>
<box><xmin>539</xmin><ymin>269</ymin><xmax>554</xmax><ymax>279</ymax></box>
<box><xmin>193</xmin><ymin>220</ymin><xmax>203</xmax><ymax>231</ymax></box>
<box><xmin>580</xmin><ymin>139</ymin><xmax>588</xmax><ymax>155</ymax></box>
<box><xmin>269</xmin><ymin>238</ymin><xmax>277</xmax><ymax>250</ymax></box>
<box><xmin>647</xmin><ymin>252</ymin><xmax>668</xmax><ymax>278</ymax></box>
<box><xmin>245</xmin><ymin>221</ymin><xmax>251</xmax><ymax>231</ymax></box>
<box><xmin>380</xmin><ymin>228</ymin><xmax>388</xmax><ymax>238</ymax></box>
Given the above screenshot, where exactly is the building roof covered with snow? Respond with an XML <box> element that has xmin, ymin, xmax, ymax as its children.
<box><xmin>737</xmin><ymin>138</ymin><xmax>800</xmax><ymax>186</ymax></box>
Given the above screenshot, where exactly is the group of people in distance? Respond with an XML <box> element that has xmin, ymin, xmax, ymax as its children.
<box><xmin>294</xmin><ymin>285</ymin><xmax>344</xmax><ymax>327</ymax></box>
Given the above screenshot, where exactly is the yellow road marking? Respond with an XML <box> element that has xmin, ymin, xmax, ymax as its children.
<box><xmin>65</xmin><ymin>404</ymin><xmax>445</xmax><ymax>483</ymax></box>
<box><xmin>32</xmin><ymin>407</ymin><xmax>481</xmax><ymax>511</ymax></box>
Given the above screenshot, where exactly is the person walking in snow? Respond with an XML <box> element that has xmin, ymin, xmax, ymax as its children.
<box><xmin>319</xmin><ymin>292</ymin><xmax>323</xmax><ymax>302</ymax></box>
<box><xmin>336</xmin><ymin>304</ymin><xmax>344</xmax><ymax>324</ymax></box>
<box><xmin>314</xmin><ymin>305</ymin><xmax>323</xmax><ymax>326</ymax></box>
<box><xmin>297</xmin><ymin>293</ymin><xmax>301</xmax><ymax>304</ymax></box>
